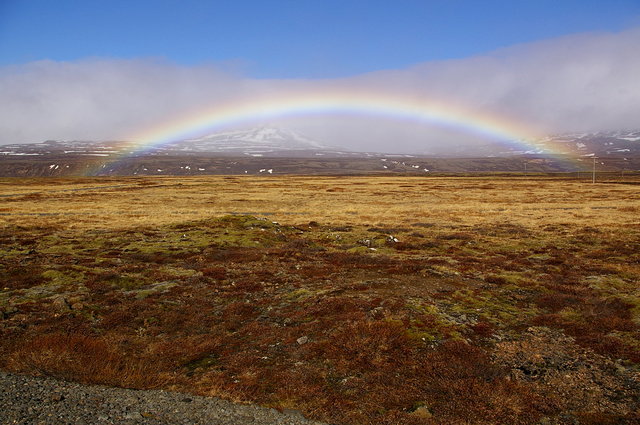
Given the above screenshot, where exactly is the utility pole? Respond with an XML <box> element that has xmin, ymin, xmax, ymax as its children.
<box><xmin>592</xmin><ymin>156</ymin><xmax>597</xmax><ymax>184</ymax></box>
<box><xmin>524</xmin><ymin>161</ymin><xmax>527</xmax><ymax>177</ymax></box>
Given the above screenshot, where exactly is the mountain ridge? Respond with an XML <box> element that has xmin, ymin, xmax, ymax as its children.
<box><xmin>2</xmin><ymin>127</ymin><xmax>640</xmax><ymax>158</ymax></box>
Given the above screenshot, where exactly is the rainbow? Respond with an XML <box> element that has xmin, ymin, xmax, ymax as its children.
<box><xmin>129</xmin><ymin>90</ymin><xmax>544</xmax><ymax>153</ymax></box>
<box><xmin>88</xmin><ymin>91</ymin><xmax>579</xmax><ymax>175</ymax></box>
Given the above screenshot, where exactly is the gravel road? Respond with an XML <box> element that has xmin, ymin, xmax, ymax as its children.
<box><xmin>0</xmin><ymin>372</ymin><xmax>327</xmax><ymax>425</ymax></box>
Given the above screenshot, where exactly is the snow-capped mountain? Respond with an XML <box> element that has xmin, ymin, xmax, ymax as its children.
<box><xmin>0</xmin><ymin>127</ymin><xmax>352</xmax><ymax>158</ymax></box>
<box><xmin>161</xmin><ymin>126</ymin><xmax>345</xmax><ymax>156</ymax></box>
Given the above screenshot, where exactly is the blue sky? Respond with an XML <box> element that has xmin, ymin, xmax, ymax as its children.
<box><xmin>1</xmin><ymin>0</ymin><xmax>639</xmax><ymax>78</ymax></box>
<box><xmin>1</xmin><ymin>1</ymin><xmax>640</xmax><ymax>149</ymax></box>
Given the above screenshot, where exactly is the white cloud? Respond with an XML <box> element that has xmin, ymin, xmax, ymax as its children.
<box><xmin>0</xmin><ymin>58</ymin><xmax>248</xmax><ymax>142</ymax></box>
<box><xmin>1</xmin><ymin>27</ymin><xmax>639</xmax><ymax>153</ymax></box>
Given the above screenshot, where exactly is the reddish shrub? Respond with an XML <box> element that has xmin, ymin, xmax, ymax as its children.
<box><xmin>201</xmin><ymin>266</ymin><xmax>226</xmax><ymax>280</ymax></box>
<box><xmin>221</xmin><ymin>302</ymin><xmax>258</xmax><ymax>331</ymax></box>
<box><xmin>206</xmin><ymin>248</ymin><xmax>262</xmax><ymax>263</ymax></box>
<box><xmin>535</xmin><ymin>293</ymin><xmax>581</xmax><ymax>312</ymax></box>
<box><xmin>485</xmin><ymin>274</ymin><xmax>509</xmax><ymax>285</ymax></box>
<box><xmin>7</xmin><ymin>334</ymin><xmax>169</xmax><ymax>389</ymax></box>
<box><xmin>0</xmin><ymin>266</ymin><xmax>45</xmax><ymax>289</ymax></box>
<box><xmin>469</xmin><ymin>320</ymin><xmax>495</xmax><ymax>338</ymax></box>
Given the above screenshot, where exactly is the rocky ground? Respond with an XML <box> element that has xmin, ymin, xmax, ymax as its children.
<box><xmin>0</xmin><ymin>372</ymin><xmax>325</xmax><ymax>425</ymax></box>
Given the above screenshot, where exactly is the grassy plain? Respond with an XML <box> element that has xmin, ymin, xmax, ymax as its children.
<box><xmin>1</xmin><ymin>175</ymin><xmax>639</xmax><ymax>424</ymax></box>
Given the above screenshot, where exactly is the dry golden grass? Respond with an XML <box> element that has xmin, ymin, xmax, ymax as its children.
<box><xmin>1</xmin><ymin>175</ymin><xmax>638</xmax><ymax>231</ymax></box>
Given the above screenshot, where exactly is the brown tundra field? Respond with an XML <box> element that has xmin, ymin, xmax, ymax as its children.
<box><xmin>1</xmin><ymin>174</ymin><xmax>639</xmax><ymax>425</ymax></box>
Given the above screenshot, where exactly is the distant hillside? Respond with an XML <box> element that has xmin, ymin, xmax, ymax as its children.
<box><xmin>1</xmin><ymin>154</ymin><xmax>639</xmax><ymax>178</ymax></box>
<box><xmin>0</xmin><ymin>128</ymin><xmax>638</xmax><ymax>177</ymax></box>
<box><xmin>432</xmin><ymin>130</ymin><xmax>640</xmax><ymax>157</ymax></box>
<box><xmin>534</xmin><ymin>130</ymin><xmax>640</xmax><ymax>157</ymax></box>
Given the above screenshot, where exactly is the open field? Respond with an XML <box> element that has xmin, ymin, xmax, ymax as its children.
<box><xmin>1</xmin><ymin>175</ymin><xmax>639</xmax><ymax>424</ymax></box>
<box><xmin>2</xmin><ymin>174</ymin><xmax>640</xmax><ymax>230</ymax></box>
<box><xmin>2</xmin><ymin>153</ymin><xmax>640</xmax><ymax>178</ymax></box>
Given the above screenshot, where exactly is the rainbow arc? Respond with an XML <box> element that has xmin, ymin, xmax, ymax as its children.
<box><xmin>86</xmin><ymin>91</ymin><xmax>576</xmax><ymax>175</ymax></box>
<box><xmin>128</xmin><ymin>91</ymin><xmax>545</xmax><ymax>153</ymax></box>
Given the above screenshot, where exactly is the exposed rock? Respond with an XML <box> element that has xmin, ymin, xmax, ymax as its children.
<box><xmin>123</xmin><ymin>411</ymin><xmax>143</xmax><ymax>420</ymax></box>
<box><xmin>50</xmin><ymin>392</ymin><xmax>65</xmax><ymax>402</ymax></box>
<box><xmin>51</xmin><ymin>296</ymin><xmax>71</xmax><ymax>311</ymax></box>
<box><xmin>385</xmin><ymin>235</ymin><xmax>399</xmax><ymax>244</ymax></box>
<box><xmin>410</xmin><ymin>406</ymin><xmax>433</xmax><ymax>419</ymax></box>
<box><xmin>492</xmin><ymin>327</ymin><xmax>640</xmax><ymax>416</ymax></box>
<box><xmin>71</xmin><ymin>302</ymin><xmax>85</xmax><ymax>310</ymax></box>
<box><xmin>4</xmin><ymin>306</ymin><xmax>18</xmax><ymax>315</ymax></box>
